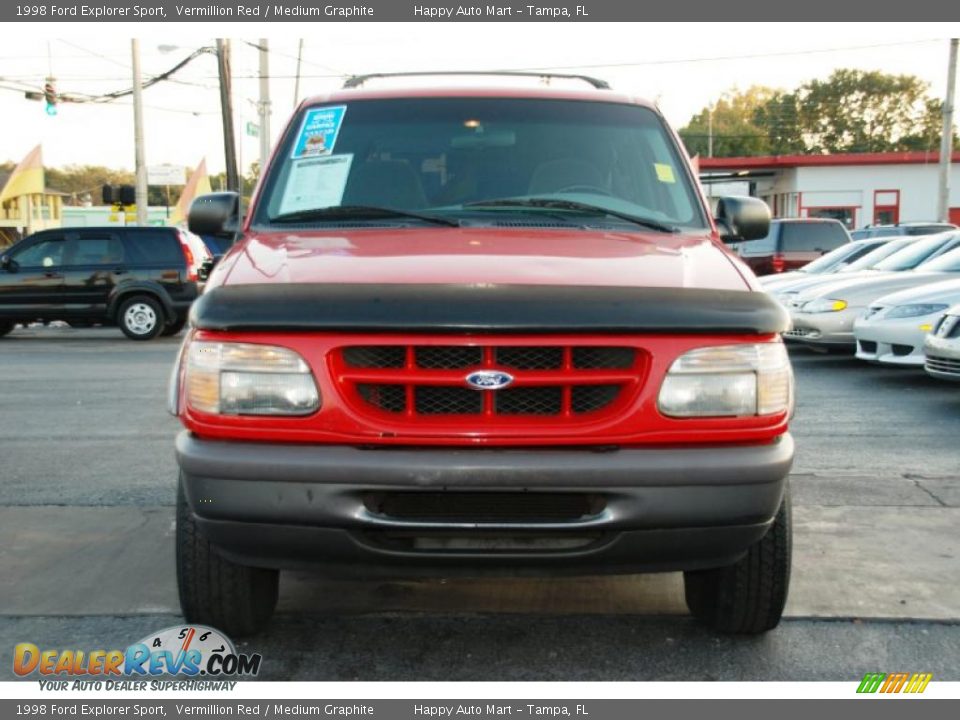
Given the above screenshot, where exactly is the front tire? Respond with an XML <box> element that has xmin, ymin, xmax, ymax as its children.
<box><xmin>118</xmin><ymin>295</ymin><xmax>164</xmax><ymax>341</ymax></box>
<box><xmin>684</xmin><ymin>484</ymin><xmax>792</xmax><ymax>634</ymax></box>
<box><xmin>176</xmin><ymin>474</ymin><xmax>279</xmax><ymax>636</ymax></box>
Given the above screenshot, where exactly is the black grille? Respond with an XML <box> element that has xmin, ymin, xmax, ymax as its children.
<box><xmin>343</xmin><ymin>346</ymin><xmax>405</xmax><ymax>368</ymax></box>
<box><xmin>364</xmin><ymin>492</ymin><xmax>603</xmax><ymax>522</ymax></box>
<box><xmin>573</xmin><ymin>347</ymin><xmax>635</xmax><ymax>369</ymax></box>
<box><xmin>357</xmin><ymin>384</ymin><xmax>406</xmax><ymax>413</ymax></box>
<box><xmin>416</xmin><ymin>346</ymin><xmax>483</xmax><ymax>369</ymax></box>
<box><xmin>415</xmin><ymin>386</ymin><xmax>482</xmax><ymax>414</ymax></box>
<box><xmin>495</xmin><ymin>347</ymin><xmax>563</xmax><ymax>369</ymax></box>
<box><xmin>926</xmin><ymin>355</ymin><xmax>960</xmax><ymax>374</ymax></box>
<box><xmin>495</xmin><ymin>386</ymin><xmax>563</xmax><ymax>415</ymax></box>
<box><xmin>572</xmin><ymin>385</ymin><xmax>620</xmax><ymax>413</ymax></box>
<box><xmin>891</xmin><ymin>344</ymin><xmax>913</xmax><ymax>357</ymax></box>
<box><xmin>858</xmin><ymin>340</ymin><xmax>878</xmax><ymax>354</ymax></box>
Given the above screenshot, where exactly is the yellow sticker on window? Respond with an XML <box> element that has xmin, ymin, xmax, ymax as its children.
<box><xmin>655</xmin><ymin>163</ymin><xmax>676</xmax><ymax>183</ymax></box>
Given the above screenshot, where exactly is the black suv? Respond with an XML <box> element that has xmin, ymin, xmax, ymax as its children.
<box><xmin>0</xmin><ymin>226</ymin><xmax>210</xmax><ymax>340</ymax></box>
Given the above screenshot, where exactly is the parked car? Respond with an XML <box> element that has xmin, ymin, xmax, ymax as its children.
<box><xmin>169</xmin><ymin>73</ymin><xmax>795</xmax><ymax>637</ymax></box>
<box><xmin>772</xmin><ymin>233</ymin><xmax>960</xmax><ymax>312</ymax></box>
<box><xmin>736</xmin><ymin>218</ymin><xmax>850</xmax><ymax>275</ymax></box>
<box><xmin>850</xmin><ymin>222</ymin><xmax>956</xmax><ymax>240</ymax></box>
<box><xmin>854</xmin><ymin>278</ymin><xmax>960</xmax><ymax>366</ymax></box>
<box><xmin>924</xmin><ymin>304</ymin><xmax>960</xmax><ymax>381</ymax></box>
<box><xmin>759</xmin><ymin>237</ymin><xmax>896</xmax><ymax>291</ymax></box>
<box><xmin>0</xmin><ymin>226</ymin><xmax>210</xmax><ymax>340</ymax></box>
<box><xmin>788</xmin><ymin>239</ymin><xmax>960</xmax><ymax>349</ymax></box>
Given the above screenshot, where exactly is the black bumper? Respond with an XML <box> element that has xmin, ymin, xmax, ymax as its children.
<box><xmin>176</xmin><ymin>431</ymin><xmax>794</xmax><ymax>577</ymax></box>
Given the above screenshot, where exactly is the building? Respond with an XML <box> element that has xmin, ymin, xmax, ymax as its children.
<box><xmin>699</xmin><ymin>151</ymin><xmax>960</xmax><ymax>229</ymax></box>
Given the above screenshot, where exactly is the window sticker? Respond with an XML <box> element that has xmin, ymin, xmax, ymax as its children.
<box><xmin>291</xmin><ymin>106</ymin><xmax>347</xmax><ymax>159</ymax></box>
<box><xmin>278</xmin><ymin>154</ymin><xmax>354</xmax><ymax>215</ymax></box>
<box><xmin>654</xmin><ymin>163</ymin><xmax>676</xmax><ymax>184</ymax></box>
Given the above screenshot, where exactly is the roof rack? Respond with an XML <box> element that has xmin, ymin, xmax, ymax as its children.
<box><xmin>342</xmin><ymin>71</ymin><xmax>611</xmax><ymax>90</ymax></box>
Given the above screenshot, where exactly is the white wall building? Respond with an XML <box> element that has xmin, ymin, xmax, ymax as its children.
<box><xmin>700</xmin><ymin>151</ymin><xmax>960</xmax><ymax>230</ymax></box>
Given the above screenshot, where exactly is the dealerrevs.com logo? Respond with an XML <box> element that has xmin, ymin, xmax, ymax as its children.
<box><xmin>856</xmin><ymin>672</ymin><xmax>933</xmax><ymax>694</ymax></box>
<box><xmin>13</xmin><ymin>625</ymin><xmax>261</xmax><ymax>684</ymax></box>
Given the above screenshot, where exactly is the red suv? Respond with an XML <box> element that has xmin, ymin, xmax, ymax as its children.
<box><xmin>170</xmin><ymin>73</ymin><xmax>794</xmax><ymax>636</ymax></box>
<box><xmin>737</xmin><ymin>218</ymin><xmax>851</xmax><ymax>275</ymax></box>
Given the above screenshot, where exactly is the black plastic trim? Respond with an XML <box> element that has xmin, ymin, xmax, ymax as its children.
<box><xmin>191</xmin><ymin>283</ymin><xmax>789</xmax><ymax>335</ymax></box>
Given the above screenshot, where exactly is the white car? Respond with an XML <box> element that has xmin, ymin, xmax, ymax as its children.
<box><xmin>854</xmin><ymin>278</ymin><xmax>960</xmax><ymax>366</ymax></box>
<box><xmin>924</xmin><ymin>304</ymin><xmax>960</xmax><ymax>381</ymax></box>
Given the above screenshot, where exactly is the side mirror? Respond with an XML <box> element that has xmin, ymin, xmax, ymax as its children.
<box><xmin>188</xmin><ymin>192</ymin><xmax>241</xmax><ymax>239</ymax></box>
<box><xmin>715</xmin><ymin>196</ymin><xmax>770</xmax><ymax>244</ymax></box>
<box><xmin>1</xmin><ymin>255</ymin><xmax>17</xmax><ymax>272</ymax></box>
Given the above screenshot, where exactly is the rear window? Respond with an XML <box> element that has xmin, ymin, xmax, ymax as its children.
<box><xmin>781</xmin><ymin>222</ymin><xmax>848</xmax><ymax>252</ymax></box>
<box><xmin>122</xmin><ymin>230</ymin><xmax>183</xmax><ymax>265</ymax></box>
<box><xmin>739</xmin><ymin>223</ymin><xmax>779</xmax><ymax>254</ymax></box>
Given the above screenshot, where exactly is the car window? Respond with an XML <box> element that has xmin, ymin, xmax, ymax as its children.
<box><xmin>802</xmin><ymin>240</ymin><xmax>881</xmax><ymax>273</ymax></box>
<box><xmin>66</xmin><ymin>235</ymin><xmax>124</xmax><ymax>266</ymax></box>
<box><xmin>838</xmin><ymin>237</ymin><xmax>915</xmax><ymax>272</ymax></box>
<box><xmin>12</xmin><ymin>236</ymin><xmax>66</xmax><ymax>268</ymax></box>
<box><xmin>781</xmin><ymin>222</ymin><xmax>848</xmax><ymax>252</ymax></box>
<box><xmin>918</xmin><ymin>246</ymin><xmax>960</xmax><ymax>272</ymax></box>
<box><xmin>872</xmin><ymin>234</ymin><xmax>958</xmax><ymax>271</ymax></box>
<box><xmin>122</xmin><ymin>231</ymin><xmax>183</xmax><ymax>265</ymax></box>
<box><xmin>739</xmin><ymin>223</ymin><xmax>778</xmax><ymax>254</ymax></box>
<box><xmin>256</xmin><ymin>98</ymin><xmax>708</xmax><ymax>230</ymax></box>
<box><xmin>906</xmin><ymin>225</ymin><xmax>956</xmax><ymax>236</ymax></box>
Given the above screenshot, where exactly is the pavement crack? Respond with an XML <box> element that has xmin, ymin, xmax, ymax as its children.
<box><xmin>911</xmin><ymin>479</ymin><xmax>949</xmax><ymax>507</ymax></box>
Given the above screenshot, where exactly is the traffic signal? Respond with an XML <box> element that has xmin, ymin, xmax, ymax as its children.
<box><xmin>43</xmin><ymin>78</ymin><xmax>57</xmax><ymax>116</ymax></box>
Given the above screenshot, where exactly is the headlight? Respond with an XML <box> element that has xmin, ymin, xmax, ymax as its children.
<box><xmin>184</xmin><ymin>341</ymin><xmax>320</xmax><ymax>416</ymax></box>
<box><xmin>885</xmin><ymin>303</ymin><xmax>948</xmax><ymax>320</ymax></box>
<box><xmin>658</xmin><ymin>342</ymin><xmax>793</xmax><ymax>418</ymax></box>
<box><xmin>802</xmin><ymin>297</ymin><xmax>848</xmax><ymax>313</ymax></box>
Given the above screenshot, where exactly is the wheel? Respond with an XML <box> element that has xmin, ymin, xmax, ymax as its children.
<box><xmin>176</xmin><ymin>474</ymin><xmax>279</xmax><ymax>637</ymax></box>
<box><xmin>684</xmin><ymin>484</ymin><xmax>792</xmax><ymax>634</ymax></box>
<box><xmin>161</xmin><ymin>316</ymin><xmax>188</xmax><ymax>337</ymax></box>
<box><xmin>0</xmin><ymin>321</ymin><xmax>14</xmax><ymax>337</ymax></box>
<box><xmin>117</xmin><ymin>295</ymin><xmax>164</xmax><ymax>341</ymax></box>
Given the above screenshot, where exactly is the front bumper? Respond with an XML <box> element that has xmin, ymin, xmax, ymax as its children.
<box><xmin>924</xmin><ymin>334</ymin><xmax>960</xmax><ymax>381</ymax></box>
<box><xmin>176</xmin><ymin>431</ymin><xmax>794</xmax><ymax>577</ymax></box>
<box><xmin>786</xmin><ymin>309</ymin><xmax>858</xmax><ymax>347</ymax></box>
<box><xmin>853</xmin><ymin>316</ymin><xmax>930</xmax><ymax>367</ymax></box>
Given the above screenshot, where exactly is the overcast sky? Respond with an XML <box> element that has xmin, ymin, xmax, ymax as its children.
<box><xmin>1</xmin><ymin>22</ymin><xmax>958</xmax><ymax>176</ymax></box>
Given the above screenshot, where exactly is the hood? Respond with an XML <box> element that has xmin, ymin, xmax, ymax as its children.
<box><xmin>212</xmin><ymin>227</ymin><xmax>750</xmax><ymax>291</ymax></box>
<box><xmin>798</xmin><ymin>271</ymin><xmax>959</xmax><ymax>307</ymax></box>
<box><xmin>789</xmin><ymin>270</ymin><xmax>899</xmax><ymax>301</ymax></box>
<box><xmin>868</xmin><ymin>277</ymin><xmax>960</xmax><ymax>308</ymax></box>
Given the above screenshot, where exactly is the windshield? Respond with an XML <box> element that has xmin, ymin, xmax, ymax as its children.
<box><xmin>916</xmin><ymin>245</ymin><xmax>960</xmax><ymax>272</ymax></box>
<box><xmin>872</xmin><ymin>233</ymin><xmax>960</xmax><ymax>271</ymax></box>
<box><xmin>838</xmin><ymin>237</ymin><xmax>915</xmax><ymax>272</ymax></box>
<box><xmin>803</xmin><ymin>241</ymin><xmax>879</xmax><ymax>273</ymax></box>
<box><xmin>255</xmin><ymin>98</ymin><xmax>708</xmax><ymax>230</ymax></box>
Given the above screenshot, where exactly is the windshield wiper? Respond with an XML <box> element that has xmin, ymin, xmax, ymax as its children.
<box><xmin>272</xmin><ymin>205</ymin><xmax>459</xmax><ymax>227</ymax></box>
<box><xmin>465</xmin><ymin>197</ymin><xmax>679</xmax><ymax>233</ymax></box>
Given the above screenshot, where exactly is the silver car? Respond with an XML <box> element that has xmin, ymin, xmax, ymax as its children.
<box><xmin>854</xmin><ymin>278</ymin><xmax>960</xmax><ymax>366</ymax></box>
<box><xmin>924</xmin><ymin>304</ymin><xmax>960</xmax><ymax>381</ymax></box>
<box><xmin>758</xmin><ymin>237</ymin><xmax>896</xmax><ymax>291</ymax></box>
<box><xmin>787</xmin><ymin>240</ymin><xmax>960</xmax><ymax>349</ymax></box>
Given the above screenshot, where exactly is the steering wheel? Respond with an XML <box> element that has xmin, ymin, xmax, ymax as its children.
<box><xmin>552</xmin><ymin>184</ymin><xmax>614</xmax><ymax>197</ymax></box>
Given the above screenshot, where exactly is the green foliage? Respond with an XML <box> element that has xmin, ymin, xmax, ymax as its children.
<box><xmin>680</xmin><ymin>68</ymin><xmax>953</xmax><ymax>157</ymax></box>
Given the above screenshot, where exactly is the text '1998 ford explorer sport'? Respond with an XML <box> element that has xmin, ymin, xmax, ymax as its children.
<box><xmin>169</xmin><ymin>72</ymin><xmax>794</xmax><ymax>636</ymax></box>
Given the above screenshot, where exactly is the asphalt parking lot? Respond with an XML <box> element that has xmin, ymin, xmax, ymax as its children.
<box><xmin>1</xmin><ymin>326</ymin><xmax>959</xmax><ymax>681</ymax></box>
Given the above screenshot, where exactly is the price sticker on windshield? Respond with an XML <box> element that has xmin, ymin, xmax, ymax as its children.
<box><xmin>292</xmin><ymin>106</ymin><xmax>347</xmax><ymax>159</ymax></box>
<box><xmin>654</xmin><ymin>163</ymin><xmax>676</xmax><ymax>184</ymax></box>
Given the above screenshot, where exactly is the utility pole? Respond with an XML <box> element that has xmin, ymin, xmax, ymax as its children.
<box><xmin>216</xmin><ymin>39</ymin><xmax>240</xmax><ymax>193</ymax></box>
<box><xmin>293</xmin><ymin>39</ymin><xmax>304</xmax><ymax>110</ymax></box>
<box><xmin>937</xmin><ymin>38</ymin><xmax>958</xmax><ymax>223</ymax></box>
<box><xmin>131</xmin><ymin>39</ymin><xmax>148</xmax><ymax>226</ymax></box>
<box><xmin>258</xmin><ymin>38</ymin><xmax>271</xmax><ymax>171</ymax></box>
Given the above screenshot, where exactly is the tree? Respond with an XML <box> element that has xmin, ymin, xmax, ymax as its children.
<box><xmin>794</xmin><ymin>69</ymin><xmax>942</xmax><ymax>153</ymax></box>
<box><xmin>679</xmin><ymin>86</ymin><xmax>776</xmax><ymax>157</ymax></box>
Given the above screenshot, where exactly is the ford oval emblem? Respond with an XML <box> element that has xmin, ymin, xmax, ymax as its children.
<box><xmin>465</xmin><ymin>370</ymin><xmax>514</xmax><ymax>390</ymax></box>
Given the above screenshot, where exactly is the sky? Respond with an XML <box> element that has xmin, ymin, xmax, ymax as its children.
<box><xmin>1</xmin><ymin>22</ymin><xmax>958</xmax><ymax>177</ymax></box>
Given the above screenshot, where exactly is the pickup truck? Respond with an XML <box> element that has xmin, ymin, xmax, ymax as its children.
<box><xmin>169</xmin><ymin>72</ymin><xmax>794</xmax><ymax>636</ymax></box>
